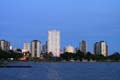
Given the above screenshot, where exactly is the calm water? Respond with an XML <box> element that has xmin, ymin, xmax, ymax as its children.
<box><xmin>0</xmin><ymin>62</ymin><xmax>120</xmax><ymax>80</ymax></box>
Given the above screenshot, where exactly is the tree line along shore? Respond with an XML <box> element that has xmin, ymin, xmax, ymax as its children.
<box><xmin>0</xmin><ymin>49</ymin><xmax>120</xmax><ymax>62</ymax></box>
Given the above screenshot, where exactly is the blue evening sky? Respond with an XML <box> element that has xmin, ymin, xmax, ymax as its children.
<box><xmin>0</xmin><ymin>0</ymin><xmax>120</xmax><ymax>54</ymax></box>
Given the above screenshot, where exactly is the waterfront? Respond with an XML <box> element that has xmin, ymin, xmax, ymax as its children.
<box><xmin>0</xmin><ymin>62</ymin><xmax>120</xmax><ymax>80</ymax></box>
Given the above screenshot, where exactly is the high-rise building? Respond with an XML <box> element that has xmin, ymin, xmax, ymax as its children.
<box><xmin>31</xmin><ymin>40</ymin><xmax>41</xmax><ymax>58</ymax></box>
<box><xmin>42</xmin><ymin>41</ymin><xmax>48</xmax><ymax>53</ymax></box>
<box><xmin>0</xmin><ymin>40</ymin><xmax>10</xmax><ymax>51</ymax></box>
<box><xmin>94</xmin><ymin>41</ymin><xmax>108</xmax><ymax>57</ymax></box>
<box><xmin>23</xmin><ymin>43</ymin><xmax>31</xmax><ymax>52</ymax></box>
<box><xmin>94</xmin><ymin>42</ymin><xmax>101</xmax><ymax>55</ymax></box>
<box><xmin>100</xmin><ymin>41</ymin><xmax>108</xmax><ymax>57</ymax></box>
<box><xmin>80</xmin><ymin>40</ymin><xmax>87</xmax><ymax>54</ymax></box>
<box><xmin>48</xmin><ymin>30</ymin><xmax>60</xmax><ymax>57</ymax></box>
<box><xmin>65</xmin><ymin>45</ymin><xmax>74</xmax><ymax>53</ymax></box>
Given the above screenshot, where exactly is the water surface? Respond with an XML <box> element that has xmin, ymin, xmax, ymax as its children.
<box><xmin>0</xmin><ymin>62</ymin><xmax>120</xmax><ymax>80</ymax></box>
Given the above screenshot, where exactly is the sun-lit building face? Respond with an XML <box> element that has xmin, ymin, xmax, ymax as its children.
<box><xmin>48</xmin><ymin>30</ymin><xmax>60</xmax><ymax>57</ymax></box>
<box><xmin>23</xmin><ymin>43</ymin><xmax>31</xmax><ymax>52</ymax></box>
<box><xmin>65</xmin><ymin>45</ymin><xmax>74</xmax><ymax>53</ymax></box>
<box><xmin>101</xmin><ymin>42</ymin><xmax>108</xmax><ymax>57</ymax></box>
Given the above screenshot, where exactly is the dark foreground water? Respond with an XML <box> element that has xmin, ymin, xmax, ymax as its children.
<box><xmin>0</xmin><ymin>62</ymin><xmax>120</xmax><ymax>80</ymax></box>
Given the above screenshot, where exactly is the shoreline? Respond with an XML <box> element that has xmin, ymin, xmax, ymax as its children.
<box><xmin>1</xmin><ymin>60</ymin><xmax>120</xmax><ymax>63</ymax></box>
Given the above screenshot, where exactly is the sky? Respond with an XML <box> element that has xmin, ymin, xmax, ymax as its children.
<box><xmin>0</xmin><ymin>0</ymin><xmax>120</xmax><ymax>54</ymax></box>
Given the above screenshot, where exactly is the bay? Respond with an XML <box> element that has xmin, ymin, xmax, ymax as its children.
<box><xmin>0</xmin><ymin>62</ymin><xmax>120</xmax><ymax>80</ymax></box>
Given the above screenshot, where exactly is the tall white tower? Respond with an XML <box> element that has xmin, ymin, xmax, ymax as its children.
<box><xmin>48</xmin><ymin>30</ymin><xmax>60</xmax><ymax>57</ymax></box>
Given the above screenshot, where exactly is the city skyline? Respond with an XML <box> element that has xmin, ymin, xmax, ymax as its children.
<box><xmin>0</xmin><ymin>33</ymin><xmax>108</xmax><ymax>55</ymax></box>
<box><xmin>0</xmin><ymin>29</ymin><xmax>116</xmax><ymax>55</ymax></box>
<box><xmin>0</xmin><ymin>0</ymin><xmax>120</xmax><ymax>54</ymax></box>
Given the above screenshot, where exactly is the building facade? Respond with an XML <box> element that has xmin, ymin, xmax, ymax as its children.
<box><xmin>80</xmin><ymin>40</ymin><xmax>87</xmax><ymax>54</ymax></box>
<box><xmin>100</xmin><ymin>41</ymin><xmax>108</xmax><ymax>57</ymax></box>
<box><xmin>0</xmin><ymin>40</ymin><xmax>10</xmax><ymax>51</ymax></box>
<box><xmin>31</xmin><ymin>40</ymin><xmax>41</xmax><ymax>58</ymax></box>
<box><xmin>42</xmin><ymin>41</ymin><xmax>48</xmax><ymax>53</ymax></box>
<box><xmin>23</xmin><ymin>43</ymin><xmax>31</xmax><ymax>52</ymax></box>
<box><xmin>65</xmin><ymin>45</ymin><xmax>74</xmax><ymax>53</ymax></box>
<box><xmin>94</xmin><ymin>41</ymin><xmax>108</xmax><ymax>57</ymax></box>
<box><xmin>48</xmin><ymin>30</ymin><xmax>60</xmax><ymax>57</ymax></box>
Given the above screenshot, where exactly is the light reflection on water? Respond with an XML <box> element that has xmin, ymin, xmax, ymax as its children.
<box><xmin>47</xmin><ymin>64</ymin><xmax>62</xmax><ymax>80</ymax></box>
<box><xmin>0</xmin><ymin>62</ymin><xmax>120</xmax><ymax>80</ymax></box>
